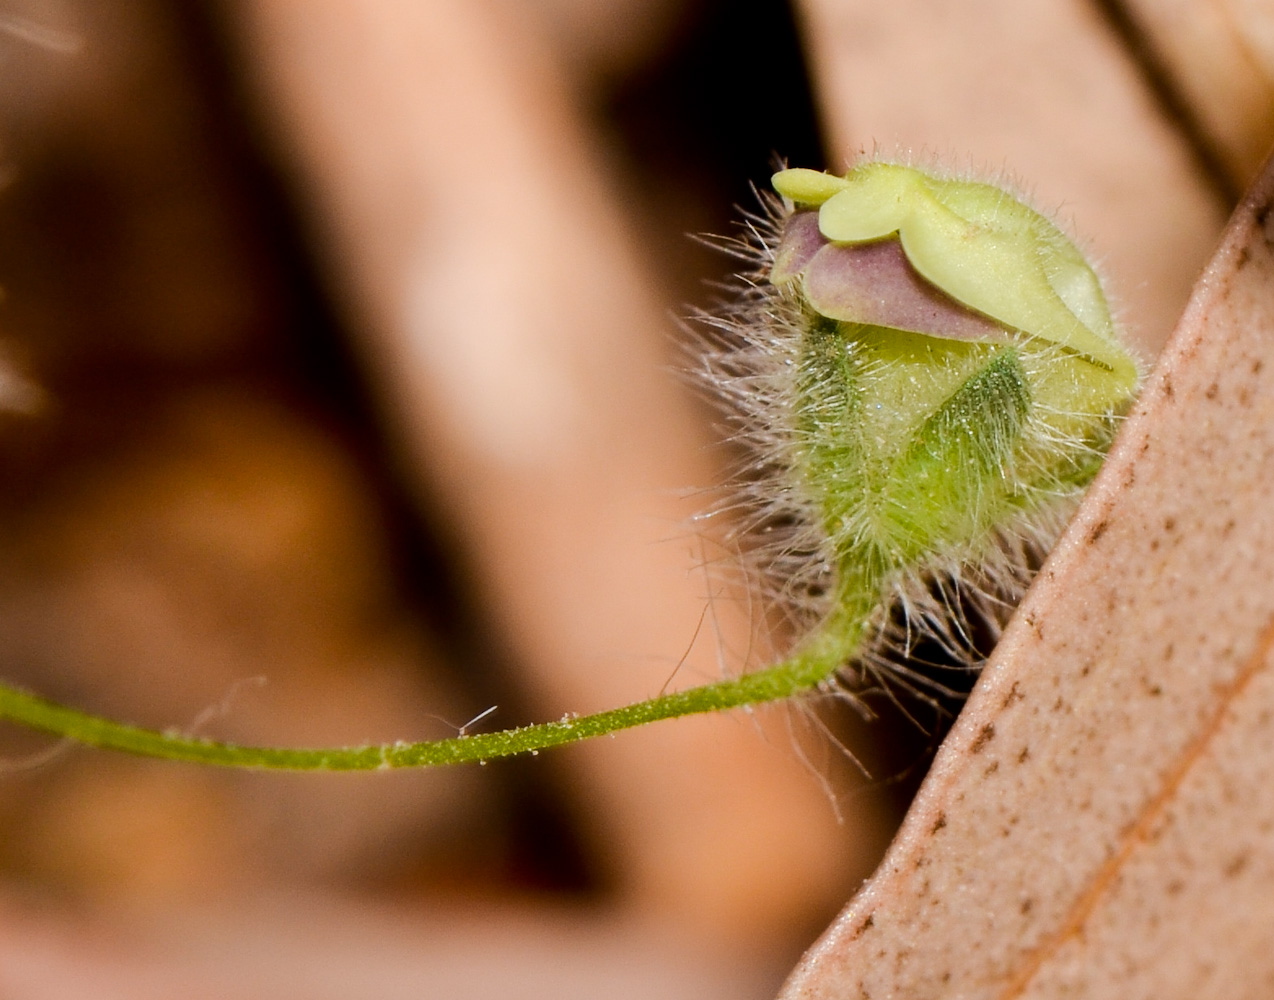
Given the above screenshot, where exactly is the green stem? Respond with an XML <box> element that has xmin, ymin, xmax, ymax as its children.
<box><xmin>0</xmin><ymin>650</ymin><xmax>845</xmax><ymax>771</ymax></box>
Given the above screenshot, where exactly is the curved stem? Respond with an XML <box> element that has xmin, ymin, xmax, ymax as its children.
<box><xmin>0</xmin><ymin>651</ymin><xmax>844</xmax><ymax>771</ymax></box>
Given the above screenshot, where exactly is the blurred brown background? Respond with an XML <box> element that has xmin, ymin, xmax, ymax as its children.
<box><xmin>0</xmin><ymin>1</ymin><xmax>886</xmax><ymax>996</ymax></box>
<box><xmin>0</xmin><ymin>0</ymin><xmax>1264</xmax><ymax>997</ymax></box>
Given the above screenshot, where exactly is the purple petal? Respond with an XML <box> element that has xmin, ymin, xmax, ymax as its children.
<box><xmin>771</xmin><ymin>211</ymin><xmax>826</xmax><ymax>284</ymax></box>
<box><xmin>802</xmin><ymin>239</ymin><xmax>1015</xmax><ymax>343</ymax></box>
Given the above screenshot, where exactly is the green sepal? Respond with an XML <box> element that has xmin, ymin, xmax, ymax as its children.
<box><xmin>882</xmin><ymin>349</ymin><xmax>1031</xmax><ymax>558</ymax></box>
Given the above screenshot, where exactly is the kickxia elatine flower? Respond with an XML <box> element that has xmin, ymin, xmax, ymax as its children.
<box><xmin>0</xmin><ymin>161</ymin><xmax>1142</xmax><ymax>768</ymax></box>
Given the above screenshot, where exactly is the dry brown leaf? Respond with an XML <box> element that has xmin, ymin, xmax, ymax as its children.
<box><xmin>779</xmin><ymin>134</ymin><xmax>1274</xmax><ymax>1000</ymax></box>
<box><xmin>781</xmin><ymin>4</ymin><xmax>1274</xmax><ymax>995</ymax></box>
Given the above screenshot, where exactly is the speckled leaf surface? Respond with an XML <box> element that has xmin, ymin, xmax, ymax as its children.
<box><xmin>780</xmin><ymin>153</ymin><xmax>1274</xmax><ymax>1000</ymax></box>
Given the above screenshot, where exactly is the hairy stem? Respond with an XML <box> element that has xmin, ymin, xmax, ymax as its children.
<box><xmin>0</xmin><ymin>648</ymin><xmax>848</xmax><ymax>770</ymax></box>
